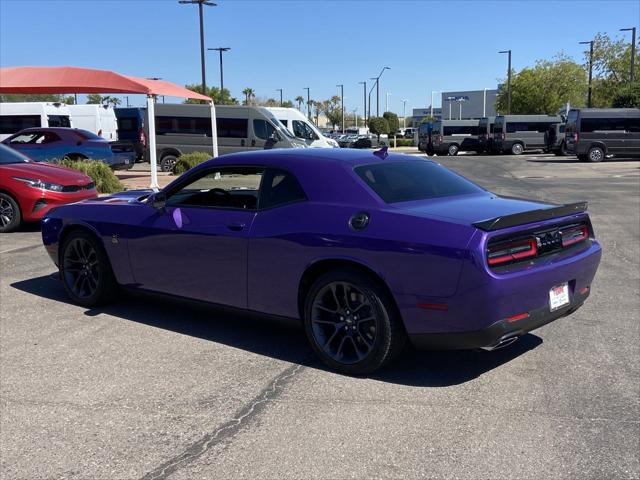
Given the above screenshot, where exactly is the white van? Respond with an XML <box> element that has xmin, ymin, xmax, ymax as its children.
<box><xmin>0</xmin><ymin>102</ymin><xmax>73</xmax><ymax>141</ymax></box>
<box><xmin>67</xmin><ymin>104</ymin><xmax>119</xmax><ymax>140</ymax></box>
<box><xmin>267</xmin><ymin>107</ymin><xmax>338</xmax><ymax>148</ymax></box>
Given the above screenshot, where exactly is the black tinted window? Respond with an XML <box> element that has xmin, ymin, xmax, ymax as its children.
<box><xmin>581</xmin><ymin>117</ymin><xmax>629</xmax><ymax>132</ymax></box>
<box><xmin>253</xmin><ymin>119</ymin><xmax>276</xmax><ymax>140</ymax></box>
<box><xmin>218</xmin><ymin>118</ymin><xmax>247</xmax><ymax>138</ymax></box>
<box><xmin>117</xmin><ymin>118</ymin><xmax>137</xmax><ymax>132</ymax></box>
<box><xmin>260</xmin><ymin>169</ymin><xmax>306</xmax><ymax>209</ymax></box>
<box><xmin>443</xmin><ymin>125</ymin><xmax>477</xmax><ymax>135</ymax></box>
<box><xmin>0</xmin><ymin>115</ymin><xmax>41</xmax><ymax>134</ymax></box>
<box><xmin>355</xmin><ymin>161</ymin><xmax>482</xmax><ymax>204</ymax></box>
<box><xmin>47</xmin><ymin>115</ymin><xmax>70</xmax><ymax>128</ymax></box>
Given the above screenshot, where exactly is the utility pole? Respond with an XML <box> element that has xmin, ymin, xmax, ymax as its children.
<box><xmin>499</xmin><ymin>50</ymin><xmax>512</xmax><ymax>114</ymax></box>
<box><xmin>373</xmin><ymin>66</ymin><xmax>390</xmax><ymax>116</ymax></box>
<box><xmin>276</xmin><ymin>88</ymin><xmax>283</xmax><ymax>107</ymax></box>
<box><xmin>303</xmin><ymin>87</ymin><xmax>310</xmax><ymax>120</ymax></box>
<box><xmin>337</xmin><ymin>84</ymin><xmax>344</xmax><ymax>133</ymax></box>
<box><xmin>620</xmin><ymin>27</ymin><xmax>636</xmax><ymax>82</ymax></box>
<box><xmin>385</xmin><ymin>92</ymin><xmax>391</xmax><ymax>114</ymax></box>
<box><xmin>358</xmin><ymin>81</ymin><xmax>367</xmax><ymax>126</ymax></box>
<box><xmin>402</xmin><ymin>99</ymin><xmax>407</xmax><ymax>128</ymax></box>
<box><xmin>580</xmin><ymin>40</ymin><xmax>594</xmax><ymax>107</ymax></box>
<box><xmin>208</xmin><ymin>47</ymin><xmax>230</xmax><ymax>101</ymax></box>
<box><xmin>179</xmin><ymin>0</ymin><xmax>217</xmax><ymax>96</ymax></box>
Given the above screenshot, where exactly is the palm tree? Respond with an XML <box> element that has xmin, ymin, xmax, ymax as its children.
<box><xmin>295</xmin><ymin>95</ymin><xmax>304</xmax><ymax>110</ymax></box>
<box><xmin>242</xmin><ymin>87</ymin><xmax>255</xmax><ymax>105</ymax></box>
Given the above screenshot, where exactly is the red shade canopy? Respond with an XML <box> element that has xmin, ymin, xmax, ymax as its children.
<box><xmin>0</xmin><ymin>66</ymin><xmax>211</xmax><ymax>101</ymax></box>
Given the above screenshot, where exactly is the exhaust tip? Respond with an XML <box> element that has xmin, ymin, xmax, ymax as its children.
<box><xmin>481</xmin><ymin>336</ymin><xmax>519</xmax><ymax>351</ymax></box>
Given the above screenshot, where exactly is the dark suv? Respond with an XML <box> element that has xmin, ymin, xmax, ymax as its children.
<box><xmin>565</xmin><ymin>108</ymin><xmax>640</xmax><ymax>162</ymax></box>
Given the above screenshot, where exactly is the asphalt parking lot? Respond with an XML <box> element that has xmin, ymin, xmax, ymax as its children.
<box><xmin>1</xmin><ymin>153</ymin><xmax>639</xmax><ymax>479</ymax></box>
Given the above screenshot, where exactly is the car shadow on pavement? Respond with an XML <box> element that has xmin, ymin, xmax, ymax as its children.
<box><xmin>12</xmin><ymin>274</ymin><xmax>542</xmax><ymax>388</ymax></box>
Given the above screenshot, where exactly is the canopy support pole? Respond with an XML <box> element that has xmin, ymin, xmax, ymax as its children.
<box><xmin>147</xmin><ymin>95</ymin><xmax>159</xmax><ymax>190</ymax></box>
<box><xmin>210</xmin><ymin>101</ymin><xmax>219</xmax><ymax>158</ymax></box>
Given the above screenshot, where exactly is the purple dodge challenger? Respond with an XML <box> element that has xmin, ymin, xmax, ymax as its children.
<box><xmin>41</xmin><ymin>148</ymin><xmax>601</xmax><ymax>374</ymax></box>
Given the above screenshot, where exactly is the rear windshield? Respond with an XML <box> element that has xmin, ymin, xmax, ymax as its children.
<box><xmin>355</xmin><ymin>161</ymin><xmax>482</xmax><ymax>204</ymax></box>
<box><xmin>565</xmin><ymin>110</ymin><xmax>579</xmax><ymax>133</ymax></box>
<box><xmin>117</xmin><ymin>117</ymin><xmax>139</xmax><ymax>132</ymax></box>
<box><xmin>75</xmin><ymin>129</ymin><xmax>103</xmax><ymax>140</ymax></box>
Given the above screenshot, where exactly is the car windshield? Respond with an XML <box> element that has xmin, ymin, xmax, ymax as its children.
<box><xmin>355</xmin><ymin>161</ymin><xmax>483</xmax><ymax>204</ymax></box>
<box><xmin>270</xmin><ymin>117</ymin><xmax>295</xmax><ymax>139</ymax></box>
<box><xmin>0</xmin><ymin>144</ymin><xmax>31</xmax><ymax>164</ymax></box>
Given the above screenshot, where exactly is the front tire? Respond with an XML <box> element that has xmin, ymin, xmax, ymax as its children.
<box><xmin>511</xmin><ymin>143</ymin><xmax>524</xmax><ymax>155</ymax></box>
<box><xmin>0</xmin><ymin>193</ymin><xmax>21</xmax><ymax>233</ymax></box>
<box><xmin>60</xmin><ymin>230</ymin><xmax>117</xmax><ymax>307</ymax></box>
<box><xmin>447</xmin><ymin>144</ymin><xmax>459</xmax><ymax>156</ymax></box>
<box><xmin>303</xmin><ymin>269</ymin><xmax>406</xmax><ymax>375</ymax></box>
<box><xmin>587</xmin><ymin>146</ymin><xmax>604</xmax><ymax>163</ymax></box>
<box><xmin>160</xmin><ymin>154</ymin><xmax>178</xmax><ymax>173</ymax></box>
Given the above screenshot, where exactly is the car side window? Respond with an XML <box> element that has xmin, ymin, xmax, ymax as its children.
<box><xmin>259</xmin><ymin>169</ymin><xmax>306</xmax><ymax>209</ymax></box>
<box><xmin>253</xmin><ymin>119</ymin><xmax>276</xmax><ymax>140</ymax></box>
<box><xmin>166</xmin><ymin>166</ymin><xmax>263</xmax><ymax>210</ymax></box>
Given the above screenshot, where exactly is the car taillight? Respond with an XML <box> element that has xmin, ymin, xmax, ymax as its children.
<box><xmin>487</xmin><ymin>238</ymin><xmax>537</xmax><ymax>266</ymax></box>
<box><xmin>561</xmin><ymin>225</ymin><xmax>588</xmax><ymax>247</ymax></box>
<box><xmin>139</xmin><ymin>129</ymin><xmax>147</xmax><ymax>147</ymax></box>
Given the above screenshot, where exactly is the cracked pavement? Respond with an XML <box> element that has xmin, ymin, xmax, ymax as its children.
<box><xmin>1</xmin><ymin>154</ymin><xmax>638</xmax><ymax>479</ymax></box>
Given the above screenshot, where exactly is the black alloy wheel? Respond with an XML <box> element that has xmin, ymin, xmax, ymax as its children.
<box><xmin>304</xmin><ymin>269</ymin><xmax>406</xmax><ymax>374</ymax></box>
<box><xmin>160</xmin><ymin>155</ymin><xmax>178</xmax><ymax>173</ymax></box>
<box><xmin>61</xmin><ymin>231</ymin><xmax>116</xmax><ymax>307</ymax></box>
<box><xmin>0</xmin><ymin>193</ymin><xmax>20</xmax><ymax>233</ymax></box>
<box><xmin>447</xmin><ymin>144</ymin><xmax>459</xmax><ymax>156</ymax></box>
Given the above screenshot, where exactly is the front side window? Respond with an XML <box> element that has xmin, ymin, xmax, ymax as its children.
<box><xmin>259</xmin><ymin>169</ymin><xmax>306</xmax><ymax>209</ymax></box>
<box><xmin>47</xmin><ymin>115</ymin><xmax>71</xmax><ymax>128</ymax></box>
<box><xmin>355</xmin><ymin>161</ymin><xmax>482</xmax><ymax>204</ymax></box>
<box><xmin>167</xmin><ymin>167</ymin><xmax>263</xmax><ymax>210</ymax></box>
<box><xmin>253</xmin><ymin>119</ymin><xmax>277</xmax><ymax>140</ymax></box>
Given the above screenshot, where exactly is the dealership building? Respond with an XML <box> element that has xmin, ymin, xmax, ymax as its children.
<box><xmin>411</xmin><ymin>88</ymin><xmax>500</xmax><ymax>125</ymax></box>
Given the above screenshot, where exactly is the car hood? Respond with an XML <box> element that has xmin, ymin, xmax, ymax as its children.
<box><xmin>1</xmin><ymin>162</ymin><xmax>92</xmax><ymax>185</ymax></box>
<box><xmin>393</xmin><ymin>192</ymin><xmax>554</xmax><ymax>225</ymax></box>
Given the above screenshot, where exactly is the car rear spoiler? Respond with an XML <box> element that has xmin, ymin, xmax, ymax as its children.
<box><xmin>473</xmin><ymin>202</ymin><xmax>588</xmax><ymax>231</ymax></box>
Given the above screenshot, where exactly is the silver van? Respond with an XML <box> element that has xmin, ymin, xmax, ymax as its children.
<box><xmin>493</xmin><ymin>114</ymin><xmax>562</xmax><ymax>155</ymax></box>
<box><xmin>431</xmin><ymin>120</ymin><xmax>480</xmax><ymax>156</ymax></box>
<box><xmin>147</xmin><ymin>104</ymin><xmax>307</xmax><ymax>171</ymax></box>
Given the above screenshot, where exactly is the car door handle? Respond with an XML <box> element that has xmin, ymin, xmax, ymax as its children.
<box><xmin>227</xmin><ymin>223</ymin><xmax>245</xmax><ymax>232</ymax></box>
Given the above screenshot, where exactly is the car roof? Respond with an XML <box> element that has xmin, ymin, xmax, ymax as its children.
<box><xmin>13</xmin><ymin>127</ymin><xmax>77</xmax><ymax>134</ymax></box>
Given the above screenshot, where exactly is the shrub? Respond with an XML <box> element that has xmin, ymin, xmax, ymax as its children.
<box><xmin>58</xmin><ymin>158</ymin><xmax>124</xmax><ymax>194</ymax></box>
<box><xmin>173</xmin><ymin>151</ymin><xmax>212</xmax><ymax>175</ymax></box>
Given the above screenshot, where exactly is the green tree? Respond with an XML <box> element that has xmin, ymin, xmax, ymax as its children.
<box><xmin>295</xmin><ymin>96</ymin><xmax>304</xmax><ymax>110</ymax></box>
<box><xmin>368</xmin><ymin>116</ymin><xmax>389</xmax><ymax>142</ymax></box>
<box><xmin>495</xmin><ymin>54</ymin><xmax>587</xmax><ymax>114</ymax></box>
<box><xmin>86</xmin><ymin>94</ymin><xmax>105</xmax><ymax>104</ymax></box>
<box><xmin>322</xmin><ymin>95</ymin><xmax>343</xmax><ymax>129</ymax></box>
<box><xmin>183</xmin><ymin>84</ymin><xmax>238</xmax><ymax>105</ymax></box>
<box><xmin>612</xmin><ymin>81</ymin><xmax>640</xmax><ymax>107</ymax></box>
<box><xmin>0</xmin><ymin>93</ymin><xmax>69</xmax><ymax>103</ymax></box>
<box><xmin>282</xmin><ymin>100</ymin><xmax>294</xmax><ymax>108</ymax></box>
<box><xmin>383</xmin><ymin>111</ymin><xmax>399</xmax><ymax>134</ymax></box>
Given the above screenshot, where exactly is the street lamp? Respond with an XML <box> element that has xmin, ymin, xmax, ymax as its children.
<box><xmin>303</xmin><ymin>87</ymin><xmax>310</xmax><ymax>120</ymax></box>
<box><xmin>456</xmin><ymin>97</ymin><xmax>467</xmax><ymax>120</ymax></box>
<box><xmin>358</xmin><ymin>81</ymin><xmax>367</xmax><ymax>126</ymax></box>
<box><xmin>580</xmin><ymin>40</ymin><xmax>594</xmax><ymax>107</ymax></box>
<box><xmin>402</xmin><ymin>99</ymin><xmax>407</xmax><ymax>128</ymax></box>
<box><xmin>445</xmin><ymin>96</ymin><xmax>456</xmax><ymax>120</ymax></box>
<box><xmin>482</xmin><ymin>88</ymin><xmax>490</xmax><ymax>117</ymax></box>
<box><xmin>620</xmin><ymin>27</ymin><xmax>636</xmax><ymax>82</ymax></box>
<box><xmin>337</xmin><ymin>84</ymin><xmax>344</xmax><ymax>133</ymax></box>
<box><xmin>207</xmin><ymin>47</ymin><xmax>230</xmax><ymax>101</ymax></box>
<box><xmin>179</xmin><ymin>0</ymin><xmax>217</xmax><ymax>96</ymax></box>
<box><xmin>499</xmin><ymin>50</ymin><xmax>512</xmax><ymax>114</ymax></box>
<box><xmin>276</xmin><ymin>88</ymin><xmax>283</xmax><ymax>107</ymax></box>
<box><xmin>373</xmin><ymin>66</ymin><xmax>390</xmax><ymax>116</ymax></box>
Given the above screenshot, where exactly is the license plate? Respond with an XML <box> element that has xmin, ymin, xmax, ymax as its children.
<box><xmin>549</xmin><ymin>283</ymin><xmax>570</xmax><ymax>311</ymax></box>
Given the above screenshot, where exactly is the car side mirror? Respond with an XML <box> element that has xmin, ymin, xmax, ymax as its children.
<box><xmin>269</xmin><ymin>133</ymin><xmax>279</xmax><ymax>143</ymax></box>
<box><xmin>152</xmin><ymin>192</ymin><xmax>166</xmax><ymax>209</ymax></box>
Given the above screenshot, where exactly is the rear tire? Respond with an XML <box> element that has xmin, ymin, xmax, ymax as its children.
<box><xmin>303</xmin><ymin>268</ymin><xmax>406</xmax><ymax>375</ymax></box>
<box><xmin>447</xmin><ymin>144</ymin><xmax>459</xmax><ymax>156</ymax></box>
<box><xmin>0</xmin><ymin>193</ymin><xmax>21</xmax><ymax>233</ymax></box>
<box><xmin>511</xmin><ymin>143</ymin><xmax>524</xmax><ymax>155</ymax></box>
<box><xmin>587</xmin><ymin>146</ymin><xmax>604</xmax><ymax>163</ymax></box>
<box><xmin>60</xmin><ymin>230</ymin><xmax>117</xmax><ymax>307</ymax></box>
<box><xmin>160</xmin><ymin>154</ymin><xmax>178</xmax><ymax>173</ymax></box>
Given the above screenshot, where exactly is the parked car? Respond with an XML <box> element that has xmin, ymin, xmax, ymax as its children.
<box><xmin>338</xmin><ymin>134</ymin><xmax>360</xmax><ymax>148</ymax></box>
<box><xmin>0</xmin><ymin>102</ymin><xmax>72</xmax><ymax>141</ymax></box>
<box><xmin>565</xmin><ymin>108</ymin><xmax>640</xmax><ymax>162</ymax></box>
<box><xmin>403</xmin><ymin>127</ymin><xmax>416</xmax><ymax>139</ymax></box>
<box><xmin>42</xmin><ymin>148</ymin><xmax>601</xmax><ymax>374</ymax></box>
<box><xmin>267</xmin><ymin>107</ymin><xmax>339</xmax><ymax>148</ymax></box>
<box><xmin>493</xmin><ymin>115</ymin><xmax>562</xmax><ymax>155</ymax></box>
<box><xmin>0</xmin><ymin>144</ymin><xmax>97</xmax><ymax>232</ymax></box>
<box><xmin>545</xmin><ymin>123</ymin><xmax>567</xmax><ymax>156</ymax></box>
<box><xmin>431</xmin><ymin>120</ymin><xmax>480</xmax><ymax>155</ymax></box>
<box><xmin>2</xmin><ymin>128</ymin><xmax>134</xmax><ymax>170</ymax></box>
<box><xmin>115</xmin><ymin>107</ymin><xmax>146</xmax><ymax>161</ymax></box>
<box><xmin>148</xmin><ymin>104</ymin><xmax>307</xmax><ymax>172</ymax></box>
<box><xmin>477</xmin><ymin>116</ymin><xmax>496</xmax><ymax>153</ymax></box>
<box><xmin>67</xmin><ymin>104</ymin><xmax>119</xmax><ymax>141</ymax></box>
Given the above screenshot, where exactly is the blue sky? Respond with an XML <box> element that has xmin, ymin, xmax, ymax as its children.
<box><xmin>1</xmin><ymin>0</ymin><xmax>638</xmax><ymax>114</ymax></box>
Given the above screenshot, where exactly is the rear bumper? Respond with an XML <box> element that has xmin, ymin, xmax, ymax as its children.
<box><xmin>409</xmin><ymin>291</ymin><xmax>588</xmax><ymax>350</ymax></box>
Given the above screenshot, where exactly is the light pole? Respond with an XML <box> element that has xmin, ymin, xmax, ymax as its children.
<box><xmin>445</xmin><ymin>96</ymin><xmax>455</xmax><ymax>120</ymax></box>
<box><xmin>373</xmin><ymin>66</ymin><xmax>390</xmax><ymax>116</ymax></box>
<box><xmin>499</xmin><ymin>50</ymin><xmax>512</xmax><ymax>114</ymax></box>
<box><xmin>430</xmin><ymin>90</ymin><xmax>440</xmax><ymax>118</ymax></box>
<box><xmin>208</xmin><ymin>47</ymin><xmax>230</xmax><ymax>101</ymax></box>
<box><xmin>179</xmin><ymin>0</ymin><xmax>217</xmax><ymax>96</ymax></box>
<box><xmin>368</xmin><ymin>78</ymin><xmax>376</xmax><ymax>120</ymax></box>
<box><xmin>457</xmin><ymin>98</ymin><xmax>467</xmax><ymax>120</ymax></box>
<box><xmin>620</xmin><ymin>27</ymin><xmax>636</xmax><ymax>82</ymax></box>
<box><xmin>358</xmin><ymin>81</ymin><xmax>367</xmax><ymax>126</ymax></box>
<box><xmin>276</xmin><ymin>88</ymin><xmax>283</xmax><ymax>107</ymax></box>
<box><xmin>402</xmin><ymin>99</ymin><xmax>407</xmax><ymax>128</ymax></box>
<box><xmin>303</xmin><ymin>87</ymin><xmax>310</xmax><ymax>120</ymax></box>
<box><xmin>482</xmin><ymin>88</ymin><xmax>489</xmax><ymax>117</ymax></box>
<box><xmin>580</xmin><ymin>40</ymin><xmax>594</xmax><ymax>107</ymax></box>
<box><xmin>385</xmin><ymin>92</ymin><xmax>391</xmax><ymax>114</ymax></box>
<box><xmin>337</xmin><ymin>84</ymin><xmax>344</xmax><ymax>133</ymax></box>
